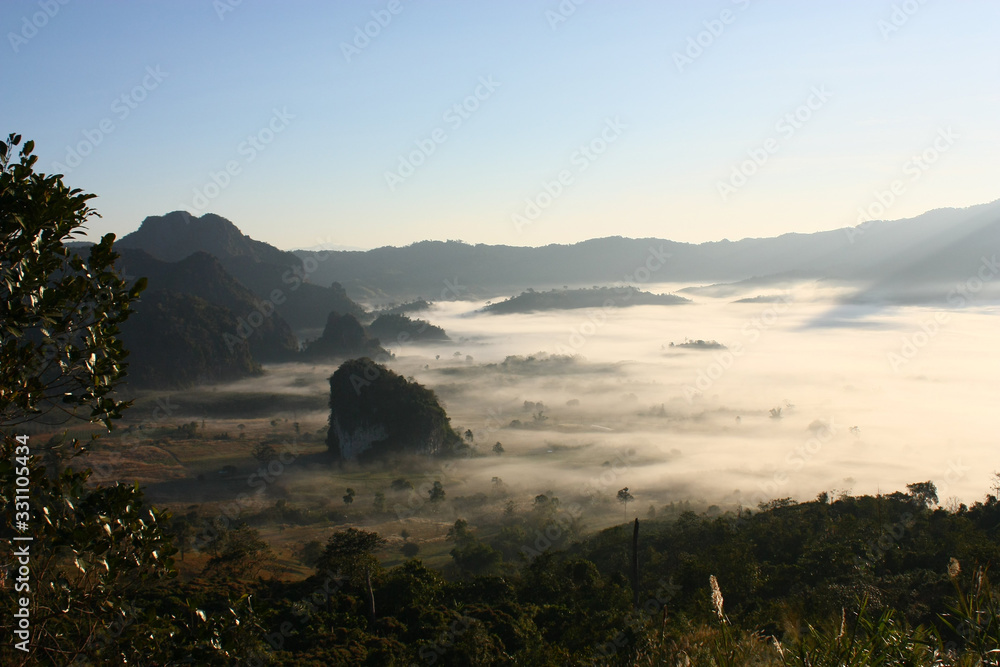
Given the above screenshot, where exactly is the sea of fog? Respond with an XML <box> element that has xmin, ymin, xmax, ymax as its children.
<box><xmin>244</xmin><ymin>279</ymin><xmax>998</xmax><ymax>513</ymax></box>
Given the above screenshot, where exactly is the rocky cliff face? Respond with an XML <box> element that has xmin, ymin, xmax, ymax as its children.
<box><xmin>325</xmin><ymin>358</ymin><xmax>462</xmax><ymax>461</ymax></box>
<box><xmin>327</xmin><ymin>421</ymin><xmax>388</xmax><ymax>460</ymax></box>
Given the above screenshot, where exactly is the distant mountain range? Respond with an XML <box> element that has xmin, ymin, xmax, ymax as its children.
<box><xmin>104</xmin><ymin>201</ymin><xmax>1000</xmax><ymax>388</ymax></box>
<box><xmin>292</xmin><ymin>200</ymin><xmax>1000</xmax><ymax>304</ymax></box>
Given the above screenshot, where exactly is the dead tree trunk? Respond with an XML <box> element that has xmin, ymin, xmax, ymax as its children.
<box><xmin>631</xmin><ymin>518</ymin><xmax>640</xmax><ymax>610</ymax></box>
<box><xmin>365</xmin><ymin>568</ymin><xmax>376</xmax><ymax>625</ymax></box>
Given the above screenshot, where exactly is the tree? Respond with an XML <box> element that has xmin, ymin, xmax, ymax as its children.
<box><xmin>451</xmin><ymin>540</ymin><xmax>503</xmax><ymax>577</ymax></box>
<box><xmin>906</xmin><ymin>481</ymin><xmax>938</xmax><ymax>508</ymax></box>
<box><xmin>617</xmin><ymin>487</ymin><xmax>634</xmax><ymax>521</ymax></box>
<box><xmin>428</xmin><ymin>480</ymin><xmax>445</xmax><ymax>505</ymax></box>
<box><xmin>446</xmin><ymin>518</ymin><xmax>474</xmax><ymax>545</ymax></box>
<box><xmin>203</xmin><ymin>523</ymin><xmax>276</xmax><ymax>580</ymax></box>
<box><xmin>295</xmin><ymin>539</ymin><xmax>324</xmax><ymax>568</ymax></box>
<box><xmin>0</xmin><ymin>133</ymin><xmax>145</xmax><ymax>430</ymax></box>
<box><xmin>373</xmin><ymin>490</ymin><xmax>387</xmax><ymax>513</ymax></box>
<box><xmin>0</xmin><ymin>135</ymin><xmax>264</xmax><ymax>665</ymax></box>
<box><xmin>252</xmin><ymin>442</ymin><xmax>277</xmax><ymax>467</ymax></box>
<box><xmin>391</xmin><ymin>477</ymin><xmax>413</xmax><ymax>492</ymax></box>
<box><xmin>493</xmin><ymin>441</ymin><xmax>504</xmax><ymax>455</ymax></box>
<box><xmin>464</xmin><ymin>428</ymin><xmax>474</xmax><ymax>444</ymax></box>
<box><xmin>343</xmin><ymin>487</ymin><xmax>356</xmax><ymax>505</ymax></box>
<box><xmin>315</xmin><ymin>528</ymin><xmax>387</xmax><ymax>624</ymax></box>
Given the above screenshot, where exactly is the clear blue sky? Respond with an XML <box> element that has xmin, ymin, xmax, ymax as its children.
<box><xmin>2</xmin><ymin>0</ymin><xmax>997</xmax><ymax>250</ymax></box>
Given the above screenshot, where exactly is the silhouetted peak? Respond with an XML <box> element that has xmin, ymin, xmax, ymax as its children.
<box><xmin>119</xmin><ymin>211</ymin><xmax>294</xmax><ymax>265</ymax></box>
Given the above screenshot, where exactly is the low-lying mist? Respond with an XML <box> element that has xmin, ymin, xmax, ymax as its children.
<box><xmin>210</xmin><ymin>277</ymin><xmax>996</xmax><ymax>535</ymax></box>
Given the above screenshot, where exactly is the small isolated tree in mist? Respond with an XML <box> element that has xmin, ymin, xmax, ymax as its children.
<box><xmin>617</xmin><ymin>487</ymin><xmax>634</xmax><ymax>521</ymax></box>
<box><xmin>428</xmin><ymin>480</ymin><xmax>446</xmax><ymax>506</ymax></box>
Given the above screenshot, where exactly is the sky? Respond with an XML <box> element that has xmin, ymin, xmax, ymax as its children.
<box><xmin>2</xmin><ymin>0</ymin><xmax>998</xmax><ymax>250</ymax></box>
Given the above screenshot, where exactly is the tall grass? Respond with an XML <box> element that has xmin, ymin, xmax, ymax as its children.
<box><xmin>621</xmin><ymin>566</ymin><xmax>1000</xmax><ymax>667</ymax></box>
